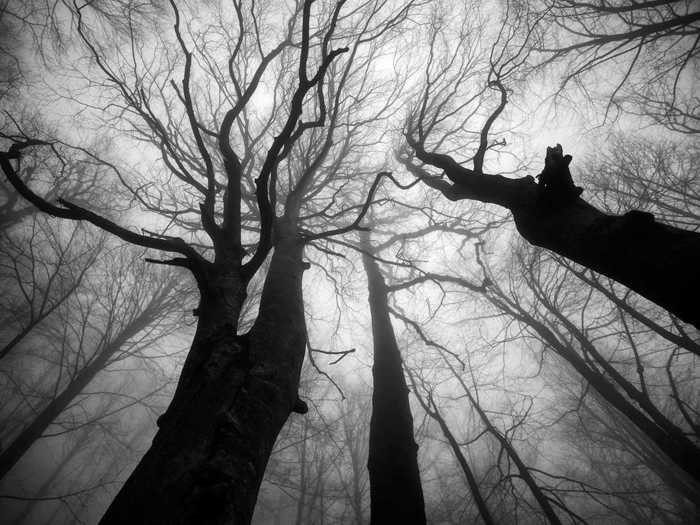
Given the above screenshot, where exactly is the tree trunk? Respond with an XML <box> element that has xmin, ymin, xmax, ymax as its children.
<box><xmin>507</xmin><ymin>302</ymin><xmax>700</xmax><ymax>484</ymax></box>
<box><xmin>100</xmin><ymin>234</ymin><xmax>307</xmax><ymax>525</ymax></box>
<box><xmin>511</xmin><ymin>196</ymin><xmax>700</xmax><ymax>329</ymax></box>
<box><xmin>10</xmin><ymin>427</ymin><xmax>91</xmax><ymax>525</ymax></box>
<box><xmin>0</xmin><ymin>317</ymin><xmax>149</xmax><ymax>480</ymax></box>
<box><xmin>294</xmin><ymin>419</ymin><xmax>308</xmax><ymax>525</ymax></box>
<box><xmin>361</xmin><ymin>233</ymin><xmax>426</xmax><ymax>525</ymax></box>
<box><xmin>416</xmin><ymin>393</ymin><xmax>495</xmax><ymax>525</ymax></box>
<box><xmin>404</xmin><ymin>143</ymin><xmax>700</xmax><ymax>328</ymax></box>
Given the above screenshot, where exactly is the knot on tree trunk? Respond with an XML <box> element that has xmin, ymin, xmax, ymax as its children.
<box><xmin>537</xmin><ymin>143</ymin><xmax>583</xmax><ymax>207</ymax></box>
<box><xmin>292</xmin><ymin>397</ymin><xmax>308</xmax><ymax>414</ymax></box>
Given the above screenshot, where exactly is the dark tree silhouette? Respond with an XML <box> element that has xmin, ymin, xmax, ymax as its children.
<box><xmin>1</xmin><ymin>1</ymin><xmax>414</xmax><ymax>522</ymax></box>
<box><xmin>360</xmin><ymin>231</ymin><xmax>426</xmax><ymax>525</ymax></box>
<box><xmin>401</xmin><ymin>140</ymin><xmax>700</xmax><ymax>328</ymax></box>
<box><xmin>400</xmin><ymin>2</ymin><xmax>700</xmax><ymax>329</ymax></box>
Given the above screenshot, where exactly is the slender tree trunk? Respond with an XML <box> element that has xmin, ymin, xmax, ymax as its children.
<box><xmin>500</xmin><ymin>298</ymin><xmax>700</xmax><ymax>484</ymax></box>
<box><xmin>411</xmin><ymin>385</ymin><xmax>495</xmax><ymax>525</ymax></box>
<box><xmin>395</xmin><ymin>308</ymin><xmax>562</xmax><ymax>524</ymax></box>
<box><xmin>100</xmin><ymin>234</ymin><xmax>308</xmax><ymax>525</ymax></box>
<box><xmin>307</xmin><ymin>453</ymin><xmax>324</xmax><ymax>523</ymax></box>
<box><xmin>444</xmin><ymin>364</ymin><xmax>561</xmax><ymax>524</ymax></box>
<box><xmin>10</xmin><ymin>429</ymin><xmax>90</xmax><ymax>525</ymax></box>
<box><xmin>294</xmin><ymin>419</ymin><xmax>308</xmax><ymax>525</ymax></box>
<box><xmin>361</xmin><ymin>233</ymin><xmax>426</xmax><ymax>525</ymax></box>
<box><xmin>0</xmin><ymin>323</ymin><xmax>145</xmax><ymax>479</ymax></box>
<box><xmin>1</xmin><ymin>283</ymin><xmax>83</xmax><ymax>361</ymax></box>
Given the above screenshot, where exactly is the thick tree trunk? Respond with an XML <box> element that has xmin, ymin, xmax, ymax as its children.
<box><xmin>362</xmin><ymin>234</ymin><xmax>426</xmax><ymax>525</ymax></box>
<box><xmin>511</xmin><ymin>196</ymin><xmax>700</xmax><ymax>329</ymax></box>
<box><xmin>100</xmin><ymin>234</ymin><xmax>307</xmax><ymax>525</ymax></box>
<box><xmin>404</xmin><ymin>143</ymin><xmax>700</xmax><ymax>328</ymax></box>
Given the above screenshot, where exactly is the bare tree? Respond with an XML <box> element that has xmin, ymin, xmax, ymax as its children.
<box><xmin>468</xmin><ymin>241</ymin><xmax>700</xmax><ymax>487</ymax></box>
<box><xmin>0</xmin><ymin>218</ymin><xmax>101</xmax><ymax>360</ymax></box>
<box><xmin>1</xmin><ymin>1</ymin><xmax>416</xmax><ymax>522</ymax></box>
<box><xmin>407</xmin><ymin>368</ymin><xmax>496</xmax><ymax>525</ymax></box>
<box><xmin>399</xmin><ymin>2</ymin><xmax>700</xmax><ymax>328</ymax></box>
<box><xmin>0</xmin><ymin>252</ymin><xmax>183</xmax><ymax>480</ymax></box>
<box><xmin>534</xmin><ymin>0</ymin><xmax>700</xmax><ymax>132</ymax></box>
<box><xmin>360</xmin><ymin>231</ymin><xmax>426</xmax><ymax>525</ymax></box>
<box><xmin>583</xmin><ymin>134</ymin><xmax>700</xmax><ymax>230</ymax></box>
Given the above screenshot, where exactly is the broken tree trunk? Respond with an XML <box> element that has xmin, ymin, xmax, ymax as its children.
<box><xmin>402</xmin><ymin>142</ymin><xmax>700</xmax><ymax>329</ymax></box>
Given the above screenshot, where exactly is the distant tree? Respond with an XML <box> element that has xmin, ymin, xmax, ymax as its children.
<box><xmin>470</xmin><ymin>241</ymin><xmax>700</xmax><ymax>487</ymax></box>
<box><xmin>381</xmin><ymin>231</ymin><xmax>698</xmax><ymax>523</ymax></box>
<box><xmin>0</xmin><ymin>218</ymin><xmax>100</xmax><ymax>360</ymax></box>
<box><xmin>406</xmin><ymin>352</ymin><xmax>561</xmax><ymax>525</ymax></box>
<box><xmin>381</xmin><ymin>247</ymin><xmax>564</xmax><ymax>523</ymax></box>
<box><xmin>534</xmin><ymin>0</ymin><xmax>700</xmax><ymax>132</ymax></box>
<box><xmin>257</xmin><ymin>379</ymin><xmax>375</xmax><ymax>525</ymax></box>
<box><xmin>0</xmin><ymin>252</ymin><xmax>182</xmax><ymax>480</ymax></box>
<box><xmin>584</xmin><ymin>135</ymin><xmax>700</xmax><ymax>230</ymax></box>
<box><xmin>556</xmin><ymin>381</ymin><xmax>700</xmax><ymax>524</ymax></box>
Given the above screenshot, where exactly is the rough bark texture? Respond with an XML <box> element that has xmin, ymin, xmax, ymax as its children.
<box><xmin>362</xmin><ymin>234</ymin><xmax>426</xmax><ymax>525</ymax></box>
<box><xmin>405</xmin><ymin>142</ymin><xmax>700</xmax><ymax>329</ymax></box>
<box><xmin>100</xmin><ymin>234</ymin><xmax>307</xmax><ymax>525</ymax></box>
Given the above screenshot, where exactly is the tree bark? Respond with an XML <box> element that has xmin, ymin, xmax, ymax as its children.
<box><xmin>403</xmin><ymin>142</ymin><xmax>700</xmax><ymax>329</ymax></box>
<box><xmin>361</xmin><ymin>233</ymin><xmax>426</xmax><ymax>525</ymax></box>
<box><xmin>512</xmin><ymin>196</ymin><xmax>700</xmax><ymax>330</ymax></box>
<box><xmin>100</xmin><ymin>234</ymin><xmax>307</xmax><ymax>525</ymax></box>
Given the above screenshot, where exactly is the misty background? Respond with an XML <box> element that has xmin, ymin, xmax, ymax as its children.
<box><xmin>0</xmin><ymin>0</ymin><xmax>698</xmax><ymax>523</ymax></box>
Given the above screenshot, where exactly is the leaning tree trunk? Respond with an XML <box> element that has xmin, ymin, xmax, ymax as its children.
<box><xmin>404</xmin><ymin>142</ymin><xmax>700</xmax><ymax>329</ymax></box>
<box><xmin>10</xmin><ymin>423</ymin><xmax>93</xmax><ymax>525</ymax></box>
<box><xmin>100</xmin><ymin>234</ymin><xmax>308</xmax><ymax>525</ymax></box>
<box><xmin>486</xmin><ymin>287</ymin><xmax>700</xmax><ymax>485</ymax></box>
<box><xmin>511</xmin><ymin>195</ymin><xmax>700</xmax><ymax>330</ymax></box>
<box><xmin>0</xmin><ymin>312</ymin><xmax>152</xmax><ymax>480</ymax></box>
<box><xmin>361</xmin><ymin>233</ymin><xmax>426</xmax><ymax>525</ymax></box>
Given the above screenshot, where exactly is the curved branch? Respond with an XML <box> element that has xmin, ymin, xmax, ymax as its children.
<box><xmin>1</xmin><ymin>145</ymin><xmax>202</xmax><ymax>264</ymax></box>
<box><xmin>303</xmin><ymin>171</ymin><xmax>420</xmax><ymax>242</ymax></box>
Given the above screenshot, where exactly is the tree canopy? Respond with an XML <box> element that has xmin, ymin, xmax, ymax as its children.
<box><xmin>1</xmin><ymin>1</ymin><xmax>698</xmax><ymax>523</ymax></box>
